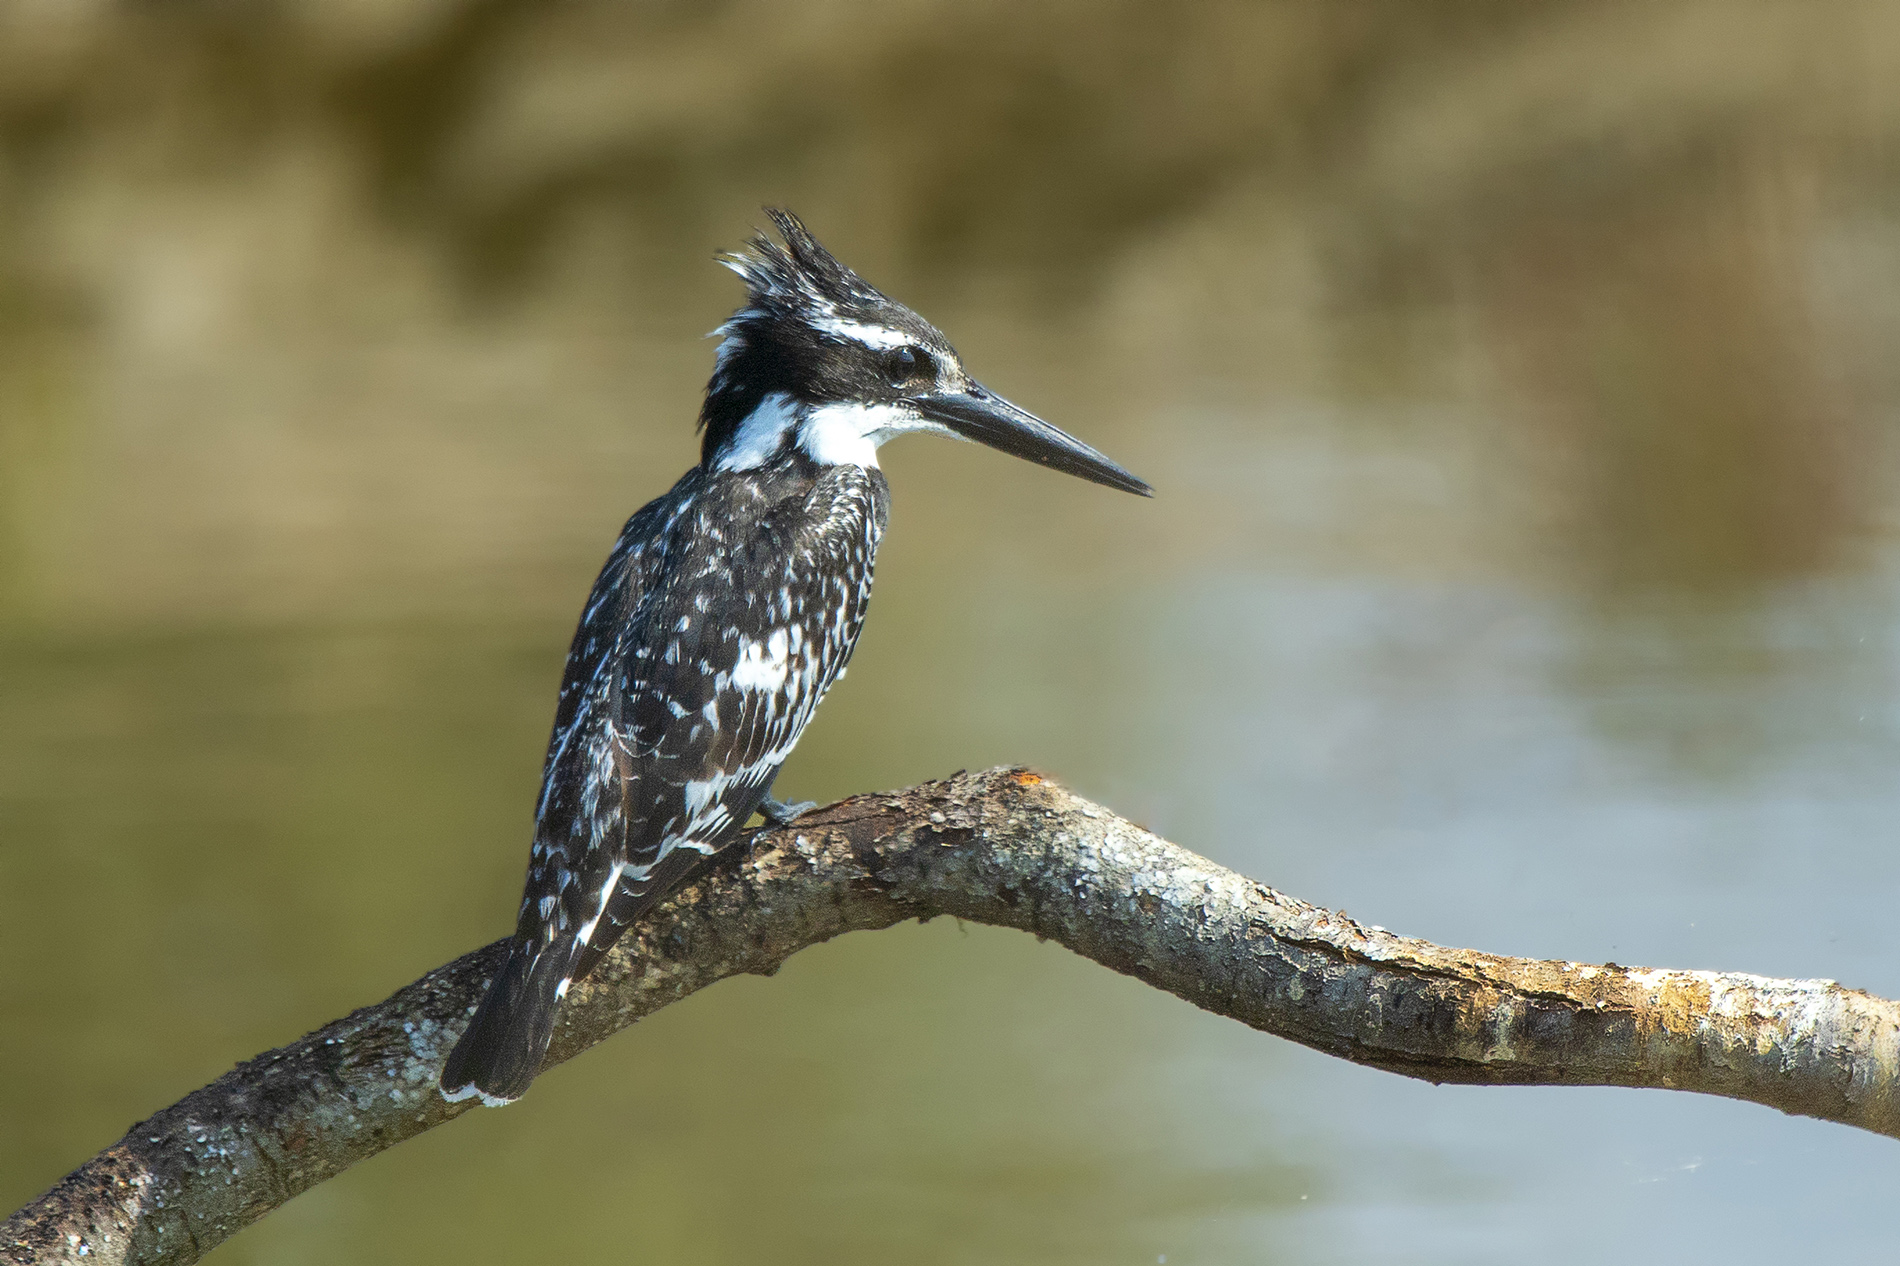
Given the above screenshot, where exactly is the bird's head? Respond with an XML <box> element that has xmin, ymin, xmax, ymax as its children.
<box><xmin>699</xmin><ymin>209</ymin><xmax>1150</xmax><ymax>496</ymax></box>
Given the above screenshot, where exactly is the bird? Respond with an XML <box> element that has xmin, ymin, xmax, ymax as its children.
<box><xmin>438</xmin><ymin>208</ymin><xmax>1150</xmax><ymax>1106</ymax></box>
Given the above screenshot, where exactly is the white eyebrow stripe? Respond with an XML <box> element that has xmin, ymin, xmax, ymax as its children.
<box><xmin>809</xmin><ymin>316</ymin><xmax>913</xmax><ymax>351</ymax></box>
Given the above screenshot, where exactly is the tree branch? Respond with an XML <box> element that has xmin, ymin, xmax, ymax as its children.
<box><xmin>7</xmin><ymin>768</ymin><xmax>1898</xmax><ymax>1264</ymax></box>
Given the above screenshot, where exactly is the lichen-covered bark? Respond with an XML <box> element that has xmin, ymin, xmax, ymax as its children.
<box><xmin>7</xmin><ymin>768</ymin><xmax>1898</xmax><ymax>1264</ymax></box>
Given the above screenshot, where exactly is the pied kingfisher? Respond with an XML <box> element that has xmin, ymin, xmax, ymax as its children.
<box><xmin>439</xmin><ymin>209</ymin><xmax>1149</xmax><ymax>1105</ymax></box>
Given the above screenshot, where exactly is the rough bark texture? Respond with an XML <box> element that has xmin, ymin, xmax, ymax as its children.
<box><xmin>7</xmin><ymin>768</ymin><xmax>1899</xmax><ymax>1264</ymax></box>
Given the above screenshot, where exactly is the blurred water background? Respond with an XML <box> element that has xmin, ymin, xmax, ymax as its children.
<box><xmin>4</xmin><ymin>2</ymin><xmax>1900</xmax><ymax>1261</ymax></box>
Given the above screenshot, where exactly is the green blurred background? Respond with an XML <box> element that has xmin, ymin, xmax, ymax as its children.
<box><xmin>4</xmin><ymin>2</ymin><xmax>1900</xmax><ymax>1261</ymax></box>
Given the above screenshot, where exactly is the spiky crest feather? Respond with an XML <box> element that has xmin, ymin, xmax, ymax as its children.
<box><xmin>718</xmin><ymin>208</ymin><xmax>886</xmax><ymax>316</ymax></box>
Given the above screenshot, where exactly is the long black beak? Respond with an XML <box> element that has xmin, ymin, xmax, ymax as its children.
<box><xmin>914</xmin><ymin>383</ymin><xmax>1152</xmax><ymax>496</ymax></box>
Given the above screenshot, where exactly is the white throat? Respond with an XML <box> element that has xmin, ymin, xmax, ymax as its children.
<box><xmin>797</xmin><ymin>402</ymin><xmax>914</xmax><ymax>468</ymax></box>
<box><xmin>716</xmin><ymin>394</ymin><xmax>950</xmax><ymax>473</ymax></box>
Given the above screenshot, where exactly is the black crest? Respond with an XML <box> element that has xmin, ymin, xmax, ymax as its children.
<box><xmin>721</xmin><ymin>208</ymin><xmax>888</xmax><ymax>316</ymax></box>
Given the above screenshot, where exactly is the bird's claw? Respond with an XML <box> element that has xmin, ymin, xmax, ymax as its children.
<box><xmin>757</xmin><ymin>795</ymin><xmax>818</xmax><ymax>826</ymax></box>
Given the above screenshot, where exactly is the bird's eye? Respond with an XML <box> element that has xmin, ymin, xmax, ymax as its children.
<box><xmin>887</xmin><ymin>345</ymin><xmax>931</xmax><ymax>384</ymax></box>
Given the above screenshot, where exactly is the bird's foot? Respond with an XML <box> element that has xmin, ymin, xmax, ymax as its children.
<box><xmin>757</xmin><ymin>794</ymin><xmax>818</xmax><ymax>826</ymax></box>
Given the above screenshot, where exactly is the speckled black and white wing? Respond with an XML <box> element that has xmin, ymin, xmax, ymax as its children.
<box><xmin>558</xmin><ymin>460</ymin><xmax>886</xmax><ymax>981</ymax></box>
<box><xmin>440</xmin><ymin>459</ymin><xmax>887</xmax><ymax>1105</ymax></box>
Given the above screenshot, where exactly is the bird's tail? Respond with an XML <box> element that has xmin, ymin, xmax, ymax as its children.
<box><xmin>439</xmin><ymin>937</ymin><xmax>581</xmax><ymax>1106</ymax></box>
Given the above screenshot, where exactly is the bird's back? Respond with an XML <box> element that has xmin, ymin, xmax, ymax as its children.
<box><xmin>441</xmin><ymin>457</ymin><xmax>886</xmax><ymax>1103</ymax></box>
<box><xmin>534</xmin><ymin>457</ymin><xmax>889</xmax><ymax>971</ymax></box>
